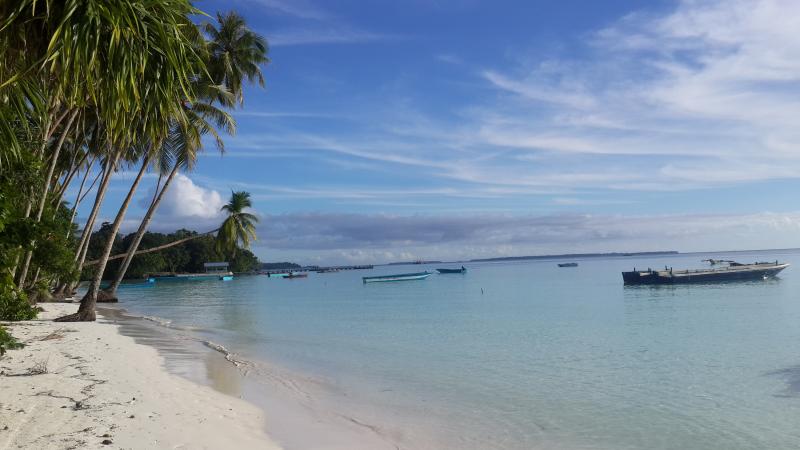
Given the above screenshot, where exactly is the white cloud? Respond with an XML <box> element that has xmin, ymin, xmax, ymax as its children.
<box><xmin>146</xmin><ymin>175</ymin><xmax>225</xmax><ymax>231</ymax></box>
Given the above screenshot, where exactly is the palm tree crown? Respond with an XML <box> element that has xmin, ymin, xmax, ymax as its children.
<box><xmin>216</xmin><ymin>191</ymin><xmax>258</xmax><ymax>256</ymax></box>
<box><xmin>202</xmin><ymin>11</ymin><xmax>269</xmax><ymax>106</ymax></box>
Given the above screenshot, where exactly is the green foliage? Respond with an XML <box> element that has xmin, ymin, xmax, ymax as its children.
<box><xmin>83</xmin><ymin>228</ymin><xmax>261</xmax><ymax>280</ymax></box>
<box><xmin>0</xmin><ymin>326</ymin><xmax>24</xmax><ymax>357</ymax></box>
<box><xmin>0</xmin><ymin>275</ymin><xmax>37</xmax><ymax>321</ymax></box>
<box><xmin>216</xmin><ymin>191</ymin><xmax>258</xmax><ymax>257</ymax></box>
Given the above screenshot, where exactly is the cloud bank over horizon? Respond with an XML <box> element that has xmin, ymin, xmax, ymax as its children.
<box><xmin>119</xmin><ymin>176</ymin><xmax>800</xmax><ymax>264</ymax></box>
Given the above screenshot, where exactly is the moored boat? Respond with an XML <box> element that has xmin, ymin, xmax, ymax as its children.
<box><xmin>285</xmin><ymin>272</ymin><xmax>308</xmax><ymax>279</ymax></box>
<box><xmin>558</xmin><ymin>262</ymin><xmax>578</xmax><ymax>267</ymax></box>
<box><xmin>436</xmin><ymin>266</ymin><xmax>466</xmax><ymax>274</ymax></box>
<box><xmin>362</xmin><ymin>272</ymin><xmax>431</xmax><ymax>283</ymax></box>
<box><xmin>219</xmin><ymin>275</ymin><xmax>234</xmax><ymax>281</ymax></box>
<box><xmin>622</xmin><ymin>261</ymin><xmax>789</xmax><ymax>285</ymax></box>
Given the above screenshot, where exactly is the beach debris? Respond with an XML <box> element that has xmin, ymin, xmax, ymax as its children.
<box><xmin>40</xmin><ymin>330</ymin><xmax>65</xmax><ymax>341</ymax></box>
<box><xmin>27</xmin><ymin>357</ymin><xmax>49</xmax><ymax>375</ymax></box>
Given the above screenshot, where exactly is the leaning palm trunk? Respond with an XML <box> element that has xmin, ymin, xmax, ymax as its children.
<box><xmin>85</xmin><ymin>227</ymin><xmax>219</xmax><ymax>267</ymax></box>
<box><xmin>57</xmin><ymin>153</ymin><xmax>151</xmax><ymax>322</ymax></box>
<box><xmin>18</xmin><ymin>109</ymin><xmax>79</xmax><ymax>289</ymax></box>
<box><xmin>106</xmin><ymin>163</ymin><xmax>180</xmax><ymax>294</ymax></box>
<box><xmin>59</xmin><ymin>152</ymin><xmax>117</xmax><ymax>298</ymax></box>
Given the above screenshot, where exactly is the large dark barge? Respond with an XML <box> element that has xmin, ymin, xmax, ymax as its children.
<box><xmin>622</xmin><ymin>261</ymin><xmax>789</xmax><ymax>285</ymax></box>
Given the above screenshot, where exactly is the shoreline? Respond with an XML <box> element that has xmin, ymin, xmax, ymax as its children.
<box><xmin>104</xmin><ymin>303</ymin><xmax>408</xmax><ymax>450</ymax></box>
<box><xmin>0</xmin><ymin>303</ymin><xmax>282</xmax><ymax>450</ymax></box>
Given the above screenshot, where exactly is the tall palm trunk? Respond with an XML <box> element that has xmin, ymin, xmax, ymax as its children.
<box><xmin>107</xmin><ymin>163</ymin><xmax>180</xmax><ymax>294</ymax></box>
<box><xmin>18</xmin><ymin>108</ymin><xmax>80</xmax><ymax>289</ymax></box>
<box><xmin>57</xmin><ymin>153</ymin><xmax>151</xmax><ymax>322</ymax></box>
<box><xmin>61</xmin><ymin>152</ymin><xmax>117</xmax><ymax>295</ymax></box>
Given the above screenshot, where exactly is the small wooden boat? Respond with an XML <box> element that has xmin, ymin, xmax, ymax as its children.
<box><xmin>268</xmin><ymin>273</ymin><xmax>289</xmax><ymax>278</ymax></box>
<box><xmin>285</xmin><ymin>272</ymin><xmax>308</xmax><ymax>279</ymax></box>
<box><xmin>219</xmin><ymin>275</ymin><xmax>234</xmax><ymax>281</ymax></box>
<box><xmin>436</xmin><ymin>266</ymin><xmax>466</xmax><ymax>274</ymax></box>
<box><xmin>623</xmin><ymin>261</ymin><xmax>789</xmax><ymax>285</ymax></box>
<box><xmin>558</xmin><ymin>262</ymin><xmax>578</xmax><ymax>267</ymax></box>
<box><xmin>362</xmin><ymin>272</ymin><xmax>431</xmax><ymax>283</ymax></box>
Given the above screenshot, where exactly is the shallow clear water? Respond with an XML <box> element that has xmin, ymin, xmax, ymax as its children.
<box><xmin>115</xmin><ymin>250</ymin><xmax>800</xmax><ymax>449</ymax></box>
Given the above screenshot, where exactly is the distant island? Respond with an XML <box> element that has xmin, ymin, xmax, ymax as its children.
<box><xmin>470</xmin><ymin>251</ymin><xmax>678</xmax><ymax>263</ymax></box>
<box><xmin>387</xmin><ymin>260</ymin><xmax>442</xmax><ymax>265</ymax></box>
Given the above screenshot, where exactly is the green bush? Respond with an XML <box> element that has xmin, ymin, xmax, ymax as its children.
<box><xmin>0</xmin><ymin>326</ymin><xmax>24</xmax><ymax>356</ymax></box>
<box><xmin>0</xmin><ymin>274</ymin><xmax>38</xmax><ymax>321</ymax></box>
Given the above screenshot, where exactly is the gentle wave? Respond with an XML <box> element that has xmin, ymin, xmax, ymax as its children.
<box><xmin>142</xmin><ymin>315</ymin><xmax>173</xmax><ymax>327</ymax></box>
<box><xmin>203</xmin><ymin>340</ymin><xmax>251</xmax><ymax>369</ymax></box>
<box><xmin>137</xmin><ymin>314</ymin><xmax>203</xmax><ymax>332</ymax></box>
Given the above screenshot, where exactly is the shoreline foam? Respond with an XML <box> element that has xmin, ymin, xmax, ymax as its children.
<box><xmin>0</xmin><ymin>303</ymin><xmax>282</xmax><ymax>450</ymax></box>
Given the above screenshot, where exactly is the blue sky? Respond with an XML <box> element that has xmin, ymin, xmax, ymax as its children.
<box><xmin>81</xmin><ymin>0</ymin><xmax>800</xmax><ymax>264</ymax></box>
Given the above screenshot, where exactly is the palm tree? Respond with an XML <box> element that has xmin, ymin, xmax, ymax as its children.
<box><xmin>202</xmin><ymin>11</ymin><xmax>269</xmax><ymax>106</ymax></box>
<box><xmin>216</xmin><ymin>191</ymin><xmax>258</xmax><ymax>256</ymax></box>
<box><xmin>105</xmin><ymin>97</ymin><xmax>235</xmax><ymax>295</ymax></box>
<box><xmin>52</xmin><ymin>0</ymin><xmax>211</xmax><ymax>322</ymax></box>
<box><xmin>104</xmin><ymin>14</ymin><xmax>267</xmax><ymax>296</ymax></box>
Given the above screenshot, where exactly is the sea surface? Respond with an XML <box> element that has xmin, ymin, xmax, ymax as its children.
<box><xmin>111</xmin><ymin>249</ymin><xmax>800</xmax><ymax>449</ymax></box>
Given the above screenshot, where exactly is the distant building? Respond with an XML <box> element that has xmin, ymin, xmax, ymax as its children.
<box><xmin>204</xmin><ymin>262</ymin><xmax>229</xmax><ymax>274</ymax></box>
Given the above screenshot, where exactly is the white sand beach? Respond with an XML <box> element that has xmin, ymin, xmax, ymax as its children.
<box><xmin>0</xmin><ymin>303</ymin><xmax>282</xmax><ymax>450</ymax></box>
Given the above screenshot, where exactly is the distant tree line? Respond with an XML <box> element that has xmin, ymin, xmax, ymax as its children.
<box><xmin>259</xmin><ymin>262</ymin><xmax>301</xmax><ymax>270</ymax></box>
<box><xmin>83</xmin><ymin>224</ymin><xmax>261</xmax><ymax>280</ymax></box>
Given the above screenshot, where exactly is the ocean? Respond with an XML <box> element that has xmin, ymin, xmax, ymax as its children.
<box><xmin>109</xmin><ymin>249</ymin><xmax>800</xmax><ymax>449</ymax></box>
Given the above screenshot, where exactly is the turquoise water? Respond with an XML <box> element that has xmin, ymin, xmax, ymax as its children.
<box><xmin>115</xmin><ymin>250</ymin><xmax>800</xmax><ymax>449</ymax></box>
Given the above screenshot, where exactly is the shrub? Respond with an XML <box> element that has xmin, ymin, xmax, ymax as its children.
<box><xmin>0</xmin><ymin>274</ymin><xmax>38</xmax><ymax>321</ymax></box>
<box><xmin>0</xmin><ymin>326</ymin><xmax>23</xmax><ymax>356</ymax></box>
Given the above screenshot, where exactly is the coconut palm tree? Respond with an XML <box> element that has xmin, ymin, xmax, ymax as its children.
<box><xmin>104</xmin><ymin>14</ymin><xmax>267</xmax><ymax>295</ymax></box>
<box><xmin>216</xmin><ymin>191</ymin><xmax>258</xmax><ymax>256</ymax></box>
<box><xmin>202</xmin><ymin>11</ymin><xmax>269</xmax><ymax>106</ymax></box>
<box><xmin>105</xmin><ymin>95</ymin><xmax>235</xmax><ymax>295</ymax></box>
<box><xmin>51</xmin><ymin>1</ymin><xmax>210</xmax><ymax>322</ymax></box>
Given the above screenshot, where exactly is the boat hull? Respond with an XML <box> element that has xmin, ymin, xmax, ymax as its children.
<box><xmin>363</xmin><ymin>272</ymin><xmax>431</xmax><ymax>283</ymax></box>
<box><xmin>623</xmin><ymin>263</ymin><xmax>789</xmax><ymax>285</ymax></box>
<box><xmin>436</xmin><ymin>268</ymin><xmax>466</xmax><ymax>274</ymax></box>
<box><xmin>558</xmin><ymin>263</ymin><xmax>578</xmax><ymax>267</ymax></box>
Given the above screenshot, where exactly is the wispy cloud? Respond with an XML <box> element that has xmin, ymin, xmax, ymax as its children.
<box><xmin>245</xmin><ymin>0</ymin><xmax>330</xmax><ymax>20</ymax></box>
<box><xmin>472</xmin><ymin>0</ymin><xmax>800</xmax><ymax>188</ymax></box>
<box><xmin>267</xmin><ymin>27</ymin><xmax>393</xmax><ymax>46</ymax></box>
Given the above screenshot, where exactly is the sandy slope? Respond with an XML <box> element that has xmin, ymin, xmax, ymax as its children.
<box><xmin>0</xmin><ymin>303</ymin><xmax>282</xmax><ymax>450</ymax></box>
